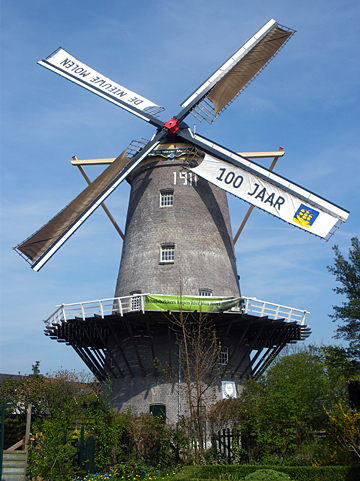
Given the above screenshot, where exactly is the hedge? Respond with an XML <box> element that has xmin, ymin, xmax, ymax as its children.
<box><xmin>174</xmin><ymin>464</ymin><xmax>360</xmax><ymax>481</ymax></box>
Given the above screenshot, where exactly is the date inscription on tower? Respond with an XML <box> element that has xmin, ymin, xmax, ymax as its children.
<box><xmin>173</xmin><ymin>172</ymin><xmax>198</xmax><ymax>186</ymax></box>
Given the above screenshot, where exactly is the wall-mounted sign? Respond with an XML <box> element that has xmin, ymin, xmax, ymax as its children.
<box><xmin>222</xmin><ymin>381</ymin><xmax>236</xmax><ymax>399</ymax></box>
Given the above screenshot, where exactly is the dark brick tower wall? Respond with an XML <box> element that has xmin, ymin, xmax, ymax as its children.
<box><xmin>115</xmin><ymin>142</ymin><xmax>240</xmax><ymax>298</ymax></box>
<box><xmin>108</xmin><ymin>142</ymin><xmax>247</xmax><ymax>423</ymax></box>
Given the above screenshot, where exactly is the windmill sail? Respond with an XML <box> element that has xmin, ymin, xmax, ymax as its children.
<box><xmin>182</xmin><ymin>133</ymin><xmax>349</xmax><ymax>240</ymax></box>
<box><xmin>38</xmin><ymin>48</ymin><xmax>165</xmax><ymax>125</ymax></box>
<box><xmin>15</xmin><ymin>134</ymin><xmax>163</xmax><ymax>271</ymax></box>
<box><xmin>14</xmin><ymin>19</ymin><xmax>349</xmax><ymax>271</ymax></box>
<box><xmin>15</xmin><ymin>149</ymin><xmax>129</xmax><ymax>266</ymax></box>
<box><xmin>179</xmin><ymin>19</ymin><xmax>294</xmax><ymax>123</ymax></box>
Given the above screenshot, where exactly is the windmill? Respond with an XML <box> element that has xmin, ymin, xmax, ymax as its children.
<box><xmin>14</xmin><ymin>19</ymin><xmax>348</xmax><ymax>423</ymax></box>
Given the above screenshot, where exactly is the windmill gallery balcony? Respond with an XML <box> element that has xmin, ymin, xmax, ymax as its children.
<box><xmin>44</xmin><ymin>294</ymin><xmax>311</xmax><ymax>382</ymax></box>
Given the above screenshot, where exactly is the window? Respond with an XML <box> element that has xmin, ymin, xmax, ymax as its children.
<box><xmin>108</xmin><ymin>349</ymin><xmax>117</xmax><ymax>369</ymax></box>
<box><xmin>160</xmin><ymin>244</ymin><xmax>175</xmax><ymax>263</ymax></box>
<box><xmin>199</xmin><ymin>289</ymin><xmax>213</xmax><ymax>297</ymax></box>
<box><xmin>219</xmin><ymin>346</ymin><xmax>229</xmax><ymax>366</ymax></box>
<box><xmin>160</xmin><ymin>190</ymin><xmax>174</xmax><ymax>207</ymax></box>
<box><xmin>130</xmin><ymin>290</ymin><xmax>142</xmax><ymax>310</ymax></box>
<box><xmin>150</xmin><ymin>404</ymin><xmax>166</xmax><ymax>424</ymax></box>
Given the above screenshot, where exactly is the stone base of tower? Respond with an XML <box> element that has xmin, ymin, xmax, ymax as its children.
<box><xmin>44</xmin><ymin>294</ymin><xmax>311</xmax><ymax>425</ymax></box>
<box><xmin>104</xmin><ymin>319</ymin><xmax>250</xmax><ymax>425</ymax></box>
<box><xmin>107</xmin><ymin>377</ymin><xmax>245</xmax><ymax>426</ymax></box>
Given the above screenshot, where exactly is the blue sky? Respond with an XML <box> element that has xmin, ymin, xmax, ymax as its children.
<box><xmin>1</xmin><ymin>0</ymin><xmax>359</xmax><ymax>376</ymax></box>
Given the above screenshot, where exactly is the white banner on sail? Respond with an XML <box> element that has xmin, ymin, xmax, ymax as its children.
<box><xmin>191</xmin><ymin>154</ymin><xmax>348</xmax><ymax>239</ymax></box>
<box><xmin>39</xmin><ymin>48</ymin><xmax>161</xmax><ymax>116</ymax></box>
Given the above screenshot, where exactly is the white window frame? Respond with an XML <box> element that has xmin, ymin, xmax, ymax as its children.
<box><xmin>219</xmin><ymin>346</ymin><xmax>229</xmax><ymax>366</ymax></box>
<box><xmin>199</xmin><ymin>289</ymin><xmax>213</xmax><ymax>297</ymax></box>
<box><xmin>108</xmin><ymin>349</ymin><xmax>117</xmax><ymax>369</ymax></box>
<box><xmin>160</xmin><ymin>190</ymin><xmax>174</xmax><ymax>207</ymax></box>
<box><xmin>160</xmin><ymin>244</ymin><xmax>175</xmax><ymax>263</ymax></box>
<box><xmin>130</xmin><ymin>290</ymin><xmax>142</xmax><ymax>310</ymax></box>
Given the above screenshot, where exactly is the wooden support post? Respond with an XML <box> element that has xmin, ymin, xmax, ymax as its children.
<box><xmin>146</xmin><ymin>319</ymin><xmax>158</xmax><ymax>378</ymax></box>
<box><xmin>107</xmin><ymin>318</ymin><xmax>135</xmax><ymax>378</ymax></box>
<box><xmin>73</xmin><ymin>345</ymin><xmax>103</xmax><ymax>380</ymax></box>
<box><xmin>167</xmin><ymin>324</ymin><xmax>172</xmax><ymax>370</ymax></box>
<box><xmin>24</xmin><ymin>405</ymin><xmax>31</xmax><ymax>452</ymax></box>
<box><xmin>126</xmin><ymin>321</ymin><xmax>147</xmax><ymax>378</ymax></box>
<box><xmin>254</xmin><ymin>330</ymin><xmax>292</xmax><ymax>378</ymax></box>
<box><xmin>233</xmin><ymin>147</ymin><xmax>284</xmax><ymax>245</ymax></box>
<box><xmin>251</xmin><ymin>325</ymin><xmax>290</xmax><ymax>377</ymax></box>
<box><xmin>73</xmin><ymin>158</ymin><xmax>125</xmax><ymax>240</ymax></box>
<box><xmin>231</xmin><ymin>319</ymin><xmax>267</xmax><ymax>378</ymax></box>
<box><xmin>93</xmin><ymin>317</ymin><xmax>124</xmax><ymax>378</ymax></box>
<box><xmin>24</xmin><ymin>404</ymin><xmax>32</xmax><ymax>478</ymax></box>
<box><xmin>221</xmin><ymin>317</ymin><xmax>254</xmax><ymax>378</ymax></box>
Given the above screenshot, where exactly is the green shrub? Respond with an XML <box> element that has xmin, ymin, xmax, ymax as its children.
<box><xmin>173</xmin><ymin>464</ymin><xmax>360</xmax><ymax>481</ymax></box>
<box><xmin>244</xmin><ymin>469</ymin><xmax>292</xmax><ymax>481</ymax></box>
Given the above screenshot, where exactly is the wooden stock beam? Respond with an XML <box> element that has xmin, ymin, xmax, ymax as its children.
<box><xmin>71</xmin><ymin>151</ymin><xmax>285</xmax><ymax>166</ymax></box>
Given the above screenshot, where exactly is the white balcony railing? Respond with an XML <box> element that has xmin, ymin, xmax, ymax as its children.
<box><xmin>241</xmin><ymin>297</ymin><xmax>308</xmax><ymax>325</ymax></box>
<box><xmin>44</xmin><ymin>294</ymin><xmax>309</xmax><ymax>328</ymax></box>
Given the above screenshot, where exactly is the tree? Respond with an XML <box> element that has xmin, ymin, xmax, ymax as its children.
<box><xmin>327</xmin><ymin>237</ymin><xmax>360</xmax><ymax>355</ymax></box>
<box><xmin>169</xmin><ymin>309</ymin><xmax>222</xmax><ymax>461</ymax></box>
<box><xmin>321</xmin><ymin>345</ymin><xmax>360</xmax><ymax>387</ymax></box>
<box><xmin>209</xmin><ymin>346</ymin><xmax>344</xmax><ymax>465</ymax></box>
<box><xmin>0</xmin><ymin>362</ymin><xmax>99</xmax><ymax>419</ymax></box>
<box><xmin>0</xmin><ymin>364</ymin><xmax>104</xmax><ymax>479</ymax></box>
<box><xmin>324</xmin><ymin>401</ymin><xmax>360</xmax><ymax>459</ymax></box>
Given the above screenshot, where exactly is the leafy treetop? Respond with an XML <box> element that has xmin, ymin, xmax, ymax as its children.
<box><xmin>327</xmin><ymin>237</ymin><xmax>360</xmax><ymax>356</ymax></box>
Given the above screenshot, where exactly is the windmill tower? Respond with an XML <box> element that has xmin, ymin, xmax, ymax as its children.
<box><xmin>115</xmin><ymin>142</ymin><xmax>239</xmax><ymax>299</ymax></box>
<box><xmin>14</xmin><ymin>19</ymin><xmax>349</xmax><ymax>423</ymax></box>
<box><xmin>109</xmin><ymin>141</ymin><xmax>243</xmax><ymax>420</ymax></box>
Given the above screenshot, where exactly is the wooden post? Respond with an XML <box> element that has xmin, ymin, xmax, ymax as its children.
<box><xmin>233</xmin><ymin>147</ymin><xmax>284</xmax><ymax>245</ymax></box>
<box><xmin>227</xmin><ymin>428</ymin><xmax>231</xmax><ymax>464</ymax></box>
<box><xmin>0</xmin><ymin>404</ymin><xmax>7</xmax><ymax>478</ymax></box>
<box><xmin>73</xmin><ymin>158</ymin><xmax>125</xmax><ymax>240</ymax></box>
<box><xmin>24</xmin><ymin>404</ymin><xmax>32</xmax><ymax>480</ymax></box>
<box><xmin>79</xmin><ymin>426</ymin><xmax>85</xmax><ymax>472</ymax></box>
<box><xmin>212</xmin><ymin>433</ymin><xmax>217</xmax><ymax>462</ymax></box>
<box><xmin>24</xmin><ymin>404</ymin><xmax>32</xmax><ymax>452</ymax></box>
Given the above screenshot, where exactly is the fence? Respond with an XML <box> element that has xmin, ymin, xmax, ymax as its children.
<box><xmin>212</xmin><ymin>428</ymin><xmax>240</xmax><ymax>464</ymax></box>
<box><xmin>44</xmin><ymin>294</ymin><xmax>308</xmax><ymax>329</ymax></box>
<box><xmin>68</xmin><ymin>426</ymin><xmax>95</xmax><ymax>475</ymax></box>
